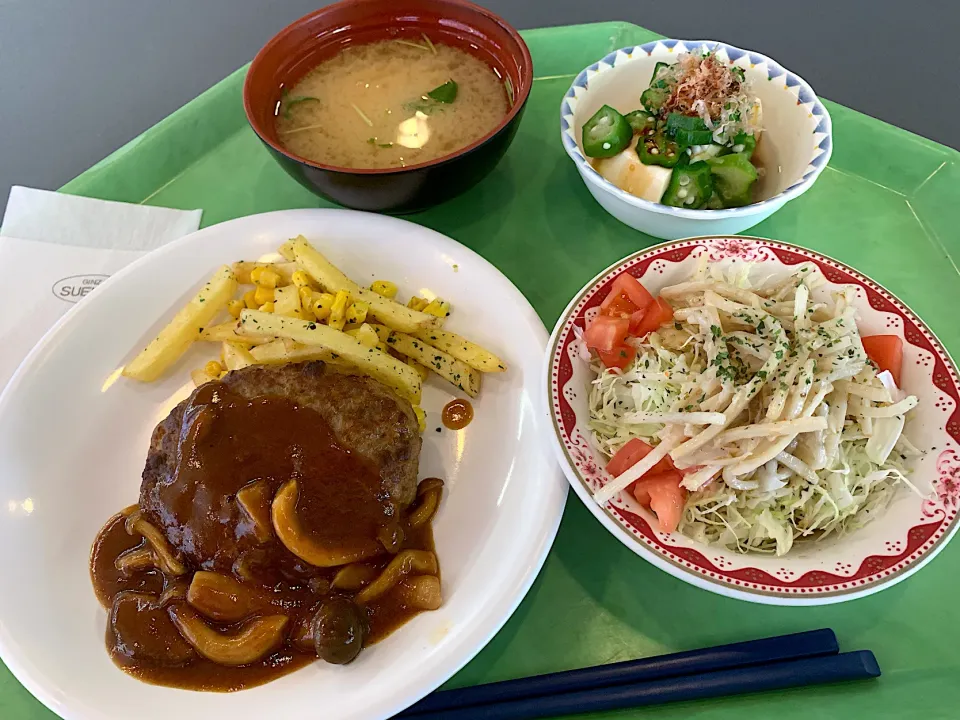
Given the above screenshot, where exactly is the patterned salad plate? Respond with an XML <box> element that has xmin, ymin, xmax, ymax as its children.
<box><xmin>544</xmin><ymin>236</ymin><xmax>960</xmax><ymax>605</ymax></box>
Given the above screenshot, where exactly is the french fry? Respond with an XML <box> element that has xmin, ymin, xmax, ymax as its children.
<box><xmin>201</xmin><ymin>321</ymin><xmax>277</xmax><ymax>345</ymax></box>
<box><xmin>357</xmin><ymin>286</ymin><xmax>442</xmax><ymax>332</ymax></box>
<box><xmin>190</xmin><ymin>368</ymin><xmax>218</xmax><ymax>388</ymax></box>
<box><xmin>371</xmin><ymin>325</ymin><xmax>481</xmax><ymax>398</ymax></box>
<box><xmin>277</xmin><ymin>239</ymin><xmax>297</xmax><ymax>261</ymax></box>
<box><xmin>238</xmin><ymin>310</ymin><xmax>421</xmax><ymax>403</ymax></box>
<box><xmin>412</xmin><ymin>327</ymin><xmax>507</xmax><ymax>373</ymax></box>
<box><xmin>289</xmin><ymin>236</ymin><xmax>438</xmax><ymax>333</ymax></box>
<box><xmin>232</xmin><ymin>261</ymin><xmax>296</xmax><ymax>285</ymax></box>
<box><xmin>123</xmin><ymin>265</ymin><xmax>238</xmax><ymax>382</ymax></box>
<box><xmin>346</xmin><ymin>323</ymin><xmax>380</xmax><ymax>348</ymax></box>
<box><xmin>222</xmin><ymin>342</ymin><xmax>255</xmax><ymax>371</ymax></box>
<box><xmin>413</xmin><ymin>406</ymin><xmax>427</xmax><ymax>433</ymax></box>
<box><xmin>249</xmin><ymin>338</ymin><xmax>338</xmax><ymax>365</ymax></box>
<box><xmin>408</xmin><ymin>359</ymin><xmax>430</xmax><ymax>382</ymax></box>
<box><xmin>273</xmin><ymin>285</ymin><xmax>304</xmax><ymax>319</ymax></box>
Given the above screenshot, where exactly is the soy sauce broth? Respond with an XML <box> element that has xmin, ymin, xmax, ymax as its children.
<box><xmin>276</xmin><ymin>39</ymin><xmax>510</xmax><ymax>170</ymax></box>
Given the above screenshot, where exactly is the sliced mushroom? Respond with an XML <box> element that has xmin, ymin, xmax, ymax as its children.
<box><xmin>409</xmin><ymin>478</ymin><xmax>444</xmax><ymax>529</ymax></box>
<box><xmin>396</xmin><ymin>575</ymin><xmax>442</xmax><ymax>611</ymax></box>
<box><xmin>356</xmin><ymin>550</ymin><xmax>438</xmax><ymax>606</ymax></box>
<box><xmin>115</xmin><ymin>545</ymin><xmax>156</xmax><ymax>574</ymax></box>
<box><xmin>377</xmin><ymin>522</ymin><xmax>405</xmax><ymax>554</ymax></box>
<box><xmin>123</xmin><ymin>509</ymin><xmax>141</xmax><ymax>534</ymax></box>
<box><xmin>331</xmin><ymin>563</ymin><xmax>380</xmax><ymax>592</ymax></box>
<box><xmin>236</xmin><ymin>480</ymin><xmax>273</xmax><ymax>544</ymax></box>
<box><xmin>159</xmin><ymin>579</ymin><xmax>190</xmax><ymax>607</ymax></box>
<box><xmin>168</xmin><ymin>605</ymin><xmax>288</xmax><ymax>666</ymax></box>
<box><xmin>187</xmin><ymin>571</ymin><xmax>268</xmax><ymax>623</ymax></box>
<box><xmin>271</xmin><ymin>479</ymin><xmax>381</xmax><ymax>567</ymax></box>
<box><xmin>109</xmin><ymin>591</ymin><xmax>196</xmax><ymax>665</ymax></box>
<box><xmin>289</xmin><ymin>606</ymin><xmax>319</xmax><ymax>652</ymax></box>
<box><xmin>233</xmin><ymin>548</ymin><xmax>268</xmax><ymax>582</ymax></box>
<box><xmin>127</xmin><ymin>516</ymin><xmax>187</xmax><ymax>576</ymax></box>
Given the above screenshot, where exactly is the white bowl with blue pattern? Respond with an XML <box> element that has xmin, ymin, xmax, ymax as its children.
<box><xmin>561</xmin><ymin>40</ymin><xmax>832</xmax><ymax>240</ymax></box>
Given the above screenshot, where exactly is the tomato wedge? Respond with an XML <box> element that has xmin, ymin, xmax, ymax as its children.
<box><xmin>583</xmin><ymin>315</ymin><xmax>629</xmax><ymax>353</ymax></box>
<box><xmin>606</xmin><ymin>438</ymin><xmax>675</xmax><ymax>477</ymax></box>
<box><xmin>632</xmin><ymin>297</ymin><xmax>674</xmax><ymax>339</ymax></box>
<box><xmin>632</xmin><ymin>470</ymin><xmax>687</xmax><ymax>533</ymax></box>
<box><xmin>862</xmin><ymin>335</ymin><xmax>903</xmax><ymax>387</ymax></box>
<box><xmin>615</xmin><ymin>274</ymin><xmax>656</xmax><ymax>311</ymax></box>
<box><xmin>596</xmin><ymin>344</ymin><xmax>636</xmax><ymax>371</ymax></box>
<box><xmin>600</xmin><ymin>274</ymin><xmax>655</xmax><ymax>319</ymax></box>
<box><xmin>601</xmin><ymin>292</ymin><xmax>638</xmax><ymax>318</ymax></box>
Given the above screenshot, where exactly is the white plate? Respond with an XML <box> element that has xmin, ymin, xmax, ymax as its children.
<box><xmin>0</xmin><ymin>209</ymin><xmax>567</xmax><ymax>720</ymax></box>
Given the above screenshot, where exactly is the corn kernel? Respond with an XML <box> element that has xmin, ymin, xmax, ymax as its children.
<box><xmin>257</xmin><ymin>268</ymin><xmax>280</xmax><ymax>288</ymax></box>
<box><xmin>227</xmin><ymin>299</ymin><xmax>245</xmax><ymax>319</ymax></box>
<box><xmin>346</xmin><ymin>327</ymin><xmax>375</xmax><ymax>347</ymax></box>
<box><xmin>292</xmin><ymin>270</ymin><xmax>312</xmax><ymax>289</ymax></box>
<box><xmin>258</xmin><ymin>301</ymin><xmax>275</xmax><ymax>313</ymax></box>
<box><xmin>352</xmin><ymin>323</ymin><xmax>379</xmax><ymax>348</ymax></box>
<box><xmin>312</xmin><ymin>292</ymin><xmax>335</xmax><ymax>321</ymax></box>
<box><xmin>299</xmin><ymin>286</ymin><xmax>315</xmax><ymax>306</ymax></box>
<box><xmin>371</xmin><ymin>280</ymin><xmax>398</xmax><ymax>299</ymax></box>
<box><xmin>243</xmin><ymin>289</ymin><xmax>258</xmax><ymax>309</ymax></box>
<box><xmin>219</xmin><ymin>370</ymin><xmax>229</xmax><ymax>379</ymax></box>
<box><xmin>328</xmin><ymin>290</ymin><xmax>351</xmax><ymax>331</ymax></box>
<box><xmin>254</xmin><ymin>285</ymin><xmax>275</xmax><ymax>305</ymax></box>
<box><xmin>408</xmin><ymin>296</ymin><xmax>428</xmax><ymax>311</ymax></box>
<box><xmin>423</xmin><ymin>298</ymin><xmax>451</xmax><ymax>319</ymax></box>
<box><xmin>249</xmin><ymin>266</ymin><xmax>264</xmax><ymax>284</ymax></box>
<box><xmin>413</xmin><ymin>406</ymin><xmax>426</xmax><ymax>433</ymax></box>
<box><xmin>345</xmin><ymin>300</ymin><xmax>369</xmax><ymax>325</ymax></box>
<box><xmin>204</xmin><ymin>360</ymin><xmax>224</xmax><ymax>376</ymax></box>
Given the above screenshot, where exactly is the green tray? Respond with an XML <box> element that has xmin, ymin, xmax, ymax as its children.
<box><xmin>6</xmin><ymin>20</ymin><xmax>959</xmax><ymax>720</ymax></box>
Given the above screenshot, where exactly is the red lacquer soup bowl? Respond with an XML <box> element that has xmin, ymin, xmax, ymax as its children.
<box><xmin>244</xmin><ymin>0</ymin><xmax>532</xmax><ymax>213</ymax></box>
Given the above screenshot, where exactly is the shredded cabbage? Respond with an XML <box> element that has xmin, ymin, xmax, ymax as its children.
<box><xmin>588</xmin><ymin>259</ymin><xmax>923</xmax><ymax>555</ymax></box>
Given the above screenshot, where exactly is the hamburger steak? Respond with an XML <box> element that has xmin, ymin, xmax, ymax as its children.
<box><xmin>138</xmin><ymin>361</ymin><xmax>422</xmax><ymax>573</ymax></box>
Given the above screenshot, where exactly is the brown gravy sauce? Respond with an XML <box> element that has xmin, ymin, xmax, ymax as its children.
<box><xmin>90</xmin><ymin>384</ymin><xmax>440</xmax><ymax>691</ymax></box>
<box><xmin>441</xmin><ymin>399</ymin><xmax>473</xmax><ymax>430</ymax></box>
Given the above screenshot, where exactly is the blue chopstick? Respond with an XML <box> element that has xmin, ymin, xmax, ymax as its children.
<box><xmin>403</xmin><ymin>650</ymin><xmax>879</xmax><ymax>720</ymax></box>
<box><xmin>399</xmin><ymin>628</ymin><xmax>838</xmax><ymax>716</ymax></box>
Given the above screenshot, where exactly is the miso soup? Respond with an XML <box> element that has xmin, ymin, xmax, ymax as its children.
<box><xmin>276</xmin><ymin>39</ymin><xmax>511</xmax><ymax>170</ymax></box>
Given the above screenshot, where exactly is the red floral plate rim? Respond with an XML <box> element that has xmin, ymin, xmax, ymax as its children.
<box><xmin>545</xmin><ymin>236</ymin><xmax>960</xmax><ymax>604</ymax></box>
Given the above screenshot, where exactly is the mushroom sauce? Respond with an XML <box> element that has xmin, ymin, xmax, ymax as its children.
<box><xmin>90</xmin><ymin>383</ymin><xmax>442</xmax><ymax>691</ymax></box>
